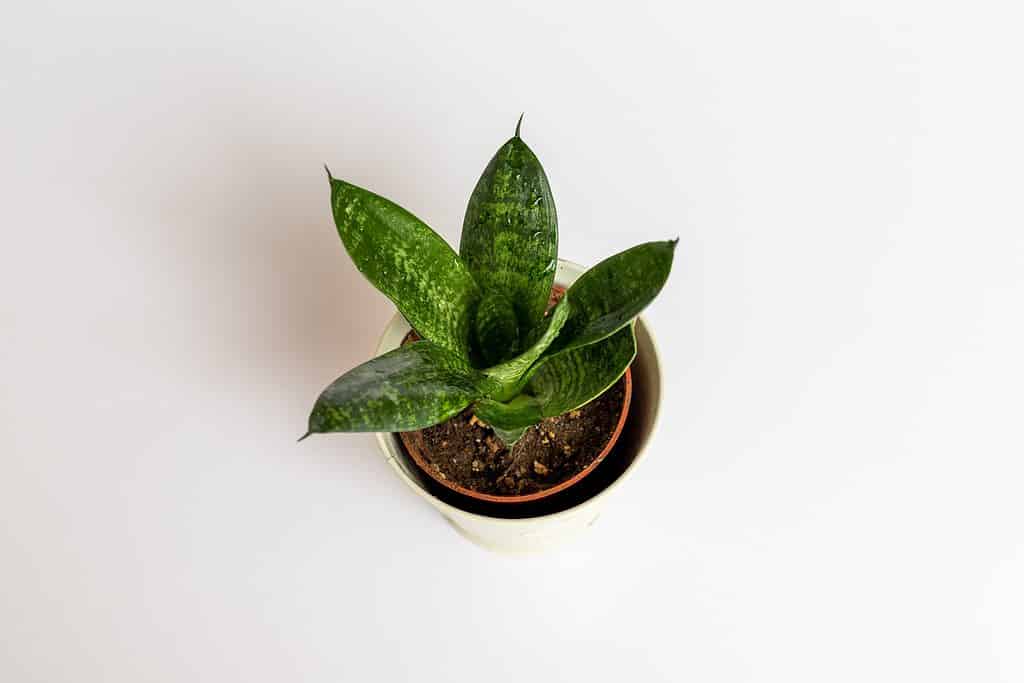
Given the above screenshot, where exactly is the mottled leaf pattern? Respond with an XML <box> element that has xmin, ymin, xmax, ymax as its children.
<box><xmin>329</xmin><ymin>174</ymin><xmax>480</xmax><ymax>360</ymax></box>
<box><xmin>473</xmin><ymin>291</ymin><xmax>519</xmax><ymax>367</ymax></box>
<box><xmin>309</xmin><ymin>129</ymin><xmax>675</xmax><ymax>444</ymax></box>
<box><xmin>529</xmin><ymin>324</ymin><xmax>637</xmax><ymax>418</ymax></box>
<box><xmin>547</xmin><ymin>241</ymin><xmax>676</xmax><ymax>356</ymax></box>
<box><xmin>306</xmin><ymin>341</ymin><xmax>484</xmax><ymax>434</ymax></box>
<box><xmin>460</xmin><ymin>129</ymin><xmax>557</xmax><ymax>347</ymax></box>
<box><xmin>482</xmin><ymin>296</ymin><xmax>571</xmax><ymax>401</ymax></box>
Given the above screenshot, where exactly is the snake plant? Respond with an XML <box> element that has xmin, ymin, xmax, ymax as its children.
<box><xmin>303</xmin><ymin>118</ymin><xmax>676</xmax><ymax>446</ymax></box>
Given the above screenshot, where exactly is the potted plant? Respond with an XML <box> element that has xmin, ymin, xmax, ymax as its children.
<box><xmin>302</xmin><ymin>117</ymin><xmax>675</xmax><ymax>551</ymax></box>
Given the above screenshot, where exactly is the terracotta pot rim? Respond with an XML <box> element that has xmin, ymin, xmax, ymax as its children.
<box><xmin>398</xmin><ymin>368</ymin><xmax>633</xmax><ymax>504</ymax></box>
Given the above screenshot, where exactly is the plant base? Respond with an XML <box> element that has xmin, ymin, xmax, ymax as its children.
<box><xmin>401</xmin><ymin>376</ymin><xmax>628</xmax><ymax>499</ymax></box>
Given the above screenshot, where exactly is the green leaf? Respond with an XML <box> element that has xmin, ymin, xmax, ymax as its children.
<box><xmin>474</xmin><ymin>395</ymin><xmax>543</xmax><ymax>429</ymax></box>
<box><xmin>329</xmin><ymin>172</ymin><xmax>480</xmax><ymax>361</ymax></box>
<box><xmin>482</xmin><ymin>295</ymin><xmax>572</xmax><ymax>401</ymax></box>
<box><xmin>547</xmin><ymin>241</ymin><xmax>676</xmax><ymax>356</ymax></box>
<box><xmin>473</xmin><ymin>395</ymin><xmax>543</xmax><ymax>447</ymax></box>
<box><xmin>473</xmin><ymin>291</ymin><xmax>519</xmax><ymax>367</ymax></box>
<box><xmin>529</xmin><ymin>324</ymin><xmax>637</xmax><ymax>418</ymax></box>
<box><xmin>460</xmin><ymin>124</ymin><xmax>557</xmax><ymax>346</ymax></box>
<box><xmin>490</xmin><ymin>425</ymin><xmax>529</xmax><ymax>446</ymax></box>
<box><xmin>305</xmin><ymin>341</ymin><xmax>484</xmax><ymax>435</ymax></box>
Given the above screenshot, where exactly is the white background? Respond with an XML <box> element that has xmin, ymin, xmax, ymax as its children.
<box><xmin>3</xmin><ymin>1</ymin><xmax>1023</xmax><ymax>681</ymax></box>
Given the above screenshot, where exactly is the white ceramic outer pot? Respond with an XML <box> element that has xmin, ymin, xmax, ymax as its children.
<box><xmin>374</xmin><ymin>260</ymin><xmax>662</xmax><ymax>553</ymax></box>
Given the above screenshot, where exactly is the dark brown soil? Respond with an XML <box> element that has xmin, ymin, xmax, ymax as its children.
<box><xmin>401</xmin><ymin>376</ymin><xmax>627</xmax><ymax>497</ymax></box>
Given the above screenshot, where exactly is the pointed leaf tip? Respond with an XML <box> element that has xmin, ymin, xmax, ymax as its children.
<box><xmin>297</xmin><ymin>431</ymin><xmax>313</xmax><ymax>443</ymax></box>
<box><xmin>305</xmin><ymin>342</ymin><xmax>483</xmax><ymax>433</ymax></box>
<box><xmin>324</xmin><ymin>164</ymin><xmax>333</xmax><ymax>181</ymax></box>
<box><xmin>543</xmin><ymin>241</ymin><xmax>675</xmax><ymax>356</ymax></box>
<box><xmin>329</xmin><ymin>178</ymin><xmax>480</xmax><ymax>359</ymax></box>
<box><xmin>461</xmin><ymin>110</ymin><xmax>556</xmax><ymax>346</ymax></box>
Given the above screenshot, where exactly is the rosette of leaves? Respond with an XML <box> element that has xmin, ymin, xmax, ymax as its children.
<box><xmin>303</xmin><ymin>118</ymin><xmax>675</xmax><ymax>446</ymax></box>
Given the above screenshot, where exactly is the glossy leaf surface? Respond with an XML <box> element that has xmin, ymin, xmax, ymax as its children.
<box><xmin>547</xmin><ymin>241</ymin><xmax>675</xmax><ymax>356</ymax></box>
<box><xmin>473</xmin><ymin>395</ymin><xmax>544</xmax><ymax>447</ymax></box>
<box><xmin>482</xmin><ymin>296</ymin><xmax>571</xmax><ymax>401</ymax></box>
<box><xmin>329</xmin><ymin>173</ymin><xmax>480</xmax><ymax>360</ymax></box>
<box><xmin>460</xmin><ymin>126</ymin><xmax>557</xmax><ymax>344</ymax></box>
<box><xmin>473</xmin><ymin>291</ymin><xmax>519</xmax><ymax>367</ymax></box>
<box><xmin>306</xmin><ymin>341</ymin><xmax>483</xmax><ymax>435</ymax></box>
<box><xmin>529</xmin><ymin>324</ymin><xmax>637</xmax><ymax>418</ymax></box>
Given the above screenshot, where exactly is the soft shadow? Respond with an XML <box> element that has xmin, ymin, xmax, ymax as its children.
<box><xmin>151</xmin><ymin>108</ymin><xmax>446</xmax><ymax>514</ymax></box>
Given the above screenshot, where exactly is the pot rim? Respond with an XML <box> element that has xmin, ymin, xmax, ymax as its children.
<box><xmin>374</xmin><ymin>258</ymin><xmax>663</xmax><ymax>524</ymax></box>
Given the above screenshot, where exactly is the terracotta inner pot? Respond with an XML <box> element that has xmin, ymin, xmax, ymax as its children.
<box><xmin>398</xmin><ymin>370</ymin><xmax>632</xmax><ymax>504</ymax></box>
<box><xmin>396</xmin><ymin>284</ymin><xmax>633</xmax><ymax>504</ymax></box>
